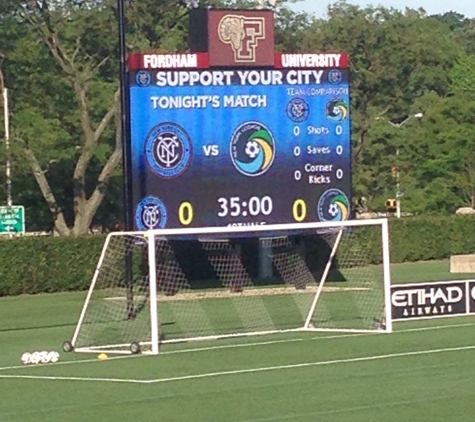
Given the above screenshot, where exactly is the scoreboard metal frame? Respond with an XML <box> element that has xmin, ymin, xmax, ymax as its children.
<box><xmin>125</xmin><ymin>52</ymin><xmax>352</xmax><ymax>232</ymax></box>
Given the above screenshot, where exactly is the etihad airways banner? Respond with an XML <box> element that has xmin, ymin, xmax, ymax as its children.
<box><xmin>391</xmin><ymin>280</ymin><xmax>475</xmax><ymax>321</ymax></box>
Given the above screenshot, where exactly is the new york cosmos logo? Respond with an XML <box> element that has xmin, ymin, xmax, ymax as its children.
<box><xmin>286</xmin><ymin>98</ymin><xmax>310</xmax><ymax>123</ymax></box>
<box><xmin>230</xmin><ymin>122</ymin><xmax>275</xmax><ymax>177</ymax></box>
<box><xmin>145</xmin><ymin>122</ymin><xmax>192</xmax><ymax>178</ymax></box>
<box><xmin>317</xmin><ymin>189</ymin><xmax>350</xmax><ymax>222</ymax></box>
<box><xmin>135</xmin><ymin>70</ymin><xmax>151</xmax><ymax>87</ymax></box>
<box><xmin>135</xmin><ymin>196</ymin><xmax>168</xmax><ymax>230</ymax></box>
<box><xmin>325</xmin><ymin>99</ymin><xmax>349</xmax><ymax>123</ymax></box>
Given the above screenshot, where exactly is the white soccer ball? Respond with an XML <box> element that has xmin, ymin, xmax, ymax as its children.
<box><xmin>245</xmin><ymin>141</ymin><xmax>260</xmax><ymax>158</ymax></box>
<box><xmin>48</xmin><ymin>351</ymin><xmax>60</xmax><ymax>363</ymax></box>
<box><xmin>21</xmin><ymin>352</ymin><xmax>32</xmax><ymax>365</ymax></box>
<box><xmin>40</xmin><ymin>351</ymin><xmax>50</xmax><ymax>364</ymax></box>
<box><xmin>30</xmin><ymin>351</ymin><xmax>41</xmax><ymax>365</ymax></box>
<box><xmin>328</xmin><ymin>203</ymin><xmax>339</xmax><ymax>217</ymax></box>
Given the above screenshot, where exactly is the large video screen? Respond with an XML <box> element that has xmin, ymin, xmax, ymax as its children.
<box><xmin>129</xmin><ymin>57</ymin><xmax>351</xmax><ymax>230</ymax></box>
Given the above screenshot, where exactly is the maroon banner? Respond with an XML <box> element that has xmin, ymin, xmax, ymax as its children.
<box><xmin>275</xmin><ymin>53</ymin><xmax>350</xmax><ymax>69</ymax></box>
<box><xmin>128</xmin><ymin>53</ymin><xmax>350</xmax><ymax>71</ymax></box>
<box><xmin>128</xmin><ymin>53</ymin><xmax>209</xmax><ymax>70</ymax></box>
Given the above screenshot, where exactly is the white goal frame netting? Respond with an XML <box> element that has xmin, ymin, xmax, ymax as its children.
<box><xmin>67</xmin><ymin>219</ymin><xmax>392</xmax><ymax>355</ymax></box>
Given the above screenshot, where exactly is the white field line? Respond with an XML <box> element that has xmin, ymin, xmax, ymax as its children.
<box><xmin>0</xmin><ymin>321</ymin><xmax>475</xmax><ymax>374</ymax></box>
<box><xmin>161</xmin><ymin>337</ymin><xmax>305</xmax><ymax>355</ymax></box>
<box><xmin>390</xmin><ymin>323</ymin><xmax>475</xmax><ymax>334</ymax></box>
<box><xmin>242</xmin><ymin>393</ymin><xmax>471</xmax><ymax>422</ymax></box>
<box><xmin>142</xmin><ymin>345</ymin><xmax>475</xmax><ymax>385</ymax></box>
<box><xmin>0</xmin><ymin>353</ymin><xmax>146</xmax><ymax>373</ymax></box>
<box><xmin>0</xmin><ymin>373</ymin><xmax>148</xmax><ymax>384</ymax></box>
<box><xmin>0</xmin><ymin>344</ymin><xmax>474</xmax><ymax>385</ymax></box>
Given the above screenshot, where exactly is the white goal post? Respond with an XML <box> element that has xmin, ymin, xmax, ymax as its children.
<box><xmin>65</xmin><ymin>219</ymin><xmax>392</xmax><ymax>355</ymax></box>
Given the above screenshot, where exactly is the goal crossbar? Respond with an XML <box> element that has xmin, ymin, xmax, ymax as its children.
<box><xmin>116</xmin><ymin>218</ymin><xmax>390</xmax><ymax>237</ymax></box>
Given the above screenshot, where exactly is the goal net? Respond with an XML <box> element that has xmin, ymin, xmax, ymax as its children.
<box><xmin>67</xmin><ymin>219</ymin><xmax>392</xmax><ymax>355</ymax></box>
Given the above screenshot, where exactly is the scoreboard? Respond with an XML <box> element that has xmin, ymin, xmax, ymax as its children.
<box><xmin>128</xmin><ymin>53</ymin><xmax>351</xmax><ymax>231</ymax></box>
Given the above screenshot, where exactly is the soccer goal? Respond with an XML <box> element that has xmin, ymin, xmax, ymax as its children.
<box><xmin>65</xmin><ymin>219</ymin><xmax>392</xmax><ymax>355</ymax></box>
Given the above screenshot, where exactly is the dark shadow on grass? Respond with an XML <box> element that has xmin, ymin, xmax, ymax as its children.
<box><xmin>0</xmin><ymin>322</ymin><xmax>77</xmax><ymax>333</ymax></box>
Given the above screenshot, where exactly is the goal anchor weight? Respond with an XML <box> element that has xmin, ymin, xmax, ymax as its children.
<box><xmin>62</xmin><ymin>341</ymin><xmax>74</xmax><ymax>353</ymax></box>
<box><xmin>130</xmin><ymin>342</ymin><xmax>141</xmax><ymax>354</ymax></box>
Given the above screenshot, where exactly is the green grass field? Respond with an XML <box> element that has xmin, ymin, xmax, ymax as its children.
<box><xmin>1</xmin><ymin>259</ymin><xmax>474</xmax><ymax>422</ymax></box>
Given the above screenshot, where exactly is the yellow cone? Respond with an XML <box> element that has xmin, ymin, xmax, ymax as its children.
<box><xmin>98</xmin><ymin>353</ymin><xmax>109</xmax><ymax>360</ymax></box>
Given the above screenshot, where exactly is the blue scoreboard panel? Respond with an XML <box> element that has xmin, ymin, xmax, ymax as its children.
<box><xmin>129</xmin><ymin>54</ymin><xmax>351</xmax><ymax>230</ymax></box>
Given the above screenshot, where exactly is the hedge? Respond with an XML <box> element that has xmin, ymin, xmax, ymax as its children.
<box><xmin>389</xmin><ymin>215</ymin><xmax>475</xmax><ymax>262</ymax></box>
<box><xmin>1</xmin><ymin>215</ymin><xmax>475</xmax><ymax>297</ymax></box>
<box><xmin>0</xmin><ymin>235</ymin><xmax>105</xmax><ymax>296</ymax></box>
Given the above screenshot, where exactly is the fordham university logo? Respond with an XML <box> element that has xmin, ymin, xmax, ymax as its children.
<box><xmin>218</xmin><ymin>15</ymin><xmax>265</xmax><ymax>62</ymax></box>
<box><xmin>145</xmin><ymin>122</ymin><xmax>192</xmax><ymax>178</ymax></box>
<box><xmin>135</xmin><ymin>196</ymin><xmax>168</xmax><ymax>230</ymax></box>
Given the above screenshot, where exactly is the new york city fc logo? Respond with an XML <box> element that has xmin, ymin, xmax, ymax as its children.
<box><xmin>135</xmin><ymin>70</ymin><xmax>151</xmax><ymax>87</ymax></box>
<box><xmin>230</xmin><ymin>122</ymin><xmax>276</xmax><ymax>177</ymax></box>
<box><xmin>145</xmin><ymin>122</ymin><xmax>193</xmax><ymax>178</ymax></box>
<box><xmin>327</xmin><ymin>69</ymin><xmax>342</xmax><ymax>85</ymax></box>
<box><xmin>286</xmin><ymin>98</ymin><xmax>310</xmax><ymax>123</ymax></box>
<box><xmin>135</xmin><ymin>196</ymin><xmax>168</xmax><ymax>230</ymax></box>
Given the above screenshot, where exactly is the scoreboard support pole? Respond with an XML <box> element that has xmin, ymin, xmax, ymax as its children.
<box><xmin>117</xmin><ymin>0</ymin><xmax>134</xmax><ymax>231</ymax></box>
<box><xmin>258</xmin><ymin>242</ymin><xmax>273</xmax><ymax>279</ymax></box>
<box><xmin>117</xmin><ymin>0</ymin><xmax>135</xmax><ymax>316</ymax></box>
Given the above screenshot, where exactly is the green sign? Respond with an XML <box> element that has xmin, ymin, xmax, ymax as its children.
<box><xmin>0</xmin><ymin>206</ymin><xmax>25</xmax><ymax>234</ymax></box>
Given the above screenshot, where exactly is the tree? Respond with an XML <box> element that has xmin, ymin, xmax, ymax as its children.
<box><xmin>432</xmin><ymin>12</ymin><xmax>475</xmax><ymax>55</ymax></box>
<box><xmin>296</xmin><ymin>2</ymin><xmax>462</xmax><ymax>209</ymax></box>
<box><xmin>3</xmin><ymin>0</ymin><xmax>193</xmax><ymax>235</ymax></box>
<box><xmin>408</xmin><ymin>93</ymin><xmax>475</xmax><ymax>212</ymax></box>
<box><xmin>450</xmin><ymin>52</ymin><xmax>475</xmax><ymax>94</ymax></box>
<box><xmin>2</xmin><ymin>0</ymin><xmax>308</xmax><ymax>233</ymax></box>
<box><xmin>1</xmin><ymin>0</ymin><xmax>473</xmax><ymax>225</ymax></box>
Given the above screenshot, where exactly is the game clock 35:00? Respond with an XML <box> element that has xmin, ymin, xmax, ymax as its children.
<box><xmin>171</xmin><ymin>196</ymin><xmax>319</xmax><ymax>227</ymax></box>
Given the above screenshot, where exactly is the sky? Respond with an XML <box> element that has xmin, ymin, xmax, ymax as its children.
<box><xmin>289</xmin><ymin>0</ymin><xmax>475</xmax><ymax>18</ymax></box>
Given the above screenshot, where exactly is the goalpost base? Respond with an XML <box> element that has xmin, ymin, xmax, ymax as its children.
<box><xmin>73</xmin><ymin>325</ymin><xmax>390</xmax><ymax>356</ymax></box>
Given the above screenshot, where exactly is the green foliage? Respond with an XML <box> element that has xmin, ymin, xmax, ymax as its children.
<box><xmin>432</xmin><ymin>12</ymin><xmax>475</xmax><ymax>55</ymax></box>
<box><xmin>300</xmin><ymin>3</ymin><xmax>463</xmax><ymax>210</ymax></box>
<box><xmin>450</xmin><ymin>53</ymin><xmax>475</xmax><ymax>93</ymax></box>
<box><xmin>339</xmin><ymin>216</ymin><xmax>475</xmax><ymax>265</ymax></box>
<box><xmin>1</xmin><ymin>1</ymin><xmax>475</xmax><ymax>230</ymax></box>
<box><xmin>389</xmin><ymin>216</ymin><xmax>475</xmax><ymax>262</ymax></box>
<box><xmin>402</xmin><ymin>92</ymin><xmax>475</xmax><ymax>213</ymax></box>
<box><xmin>1</xmin><ymin>215</ymin><xmax>475</xmax><ymax>297</ymax></box>
<box><xmin>0</xmin><ymin>235</ymin><xmax>105</xmax><ymax>296</ymax></box>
